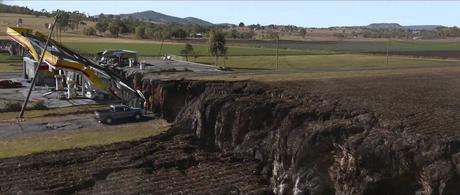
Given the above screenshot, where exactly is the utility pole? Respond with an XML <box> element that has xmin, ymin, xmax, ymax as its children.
<box><xmin>276</xmin><ymin>34</ymin><xmax>279</xmax><ymax>70</ymax></box>
<box><xmin>386</xmin><ymin>38</ymin><xmax>390</xmax><ymax>65</ymax></box>
<box><xmin>158</xmin><ymin>39</ymin><xmax>165</xmax><ymax>57</ymax></box>
<box><xmin>19</xmin><ymin>15</ymin><xmax>59</xmax><ymax>119</ymax></box>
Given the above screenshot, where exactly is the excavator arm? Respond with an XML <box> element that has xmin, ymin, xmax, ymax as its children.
<box><xmin>6</xmin><ymin>27</ymin><xmax>144</xmax><ymax>105</ymax></box>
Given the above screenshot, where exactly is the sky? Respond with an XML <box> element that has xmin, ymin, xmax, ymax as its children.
<box><xmin>3</xmin><ymin>1</ymin><xmax>460</xmax><ymax>27</ymax></box>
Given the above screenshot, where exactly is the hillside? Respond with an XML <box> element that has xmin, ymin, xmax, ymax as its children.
<box><xmin>0</xmin><ymin>13</ymin><xmax>96</xmax><ymax>36</ymax></box>
<box><xmin>118</xmin><ymin>10</ymin><xmax>213</xmax><ymax>26</ymax></box>
<box><xmin>367</xmin><ymin>23</ymin><xmax>443</xmax><ymax>30</ymax></box>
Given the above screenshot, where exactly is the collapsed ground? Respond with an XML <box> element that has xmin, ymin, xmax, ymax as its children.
<box><xmin>2</xmin><ymin>36</ymin><xmax>460</xmax><ymax>194</ymax></box>
<box><xmin>1</xmin><ymin>70</ymin><xmax>460</xmax><ymax>194</ymax></box>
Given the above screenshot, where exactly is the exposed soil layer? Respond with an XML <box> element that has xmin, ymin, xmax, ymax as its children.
<box><xmin>139</xmin><ymin>76</ymin><xmax>460</xmax><ymax>194</ymax></box>
<box><xmin>2</xmin><ymin>72</ymin><xmax>460</xmax><ymax>194</ymax></box>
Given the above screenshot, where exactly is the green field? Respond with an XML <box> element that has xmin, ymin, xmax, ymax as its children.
<box><xmin>0</xmin><ymin>53</ymin><xmax>22</xmax><ymax>72</ymax></box>
<box><xmin>192</xmin><ymin>54</ymin><xmax>460</xmax><ymax>70</ymax></box>
<box><xmin>3</xmin><ymin>38</ymin><xmax>460</xmax><ymax>73</ymax></box>
<box><xmin>0</xmin><ymin>120</ymin><xmax>169</xmax><ymax>158</ymax></box>
<box><xmin>63</xmin><ymin>41</ymin><xmax>320</xmax><ymax>57</ymax></box>
<box><xmin>227</xmin><ymin>40</ymin><xmax>460</xmax><ymax>52</ymax></box>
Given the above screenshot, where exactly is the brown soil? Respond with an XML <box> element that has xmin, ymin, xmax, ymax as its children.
<box><xmin>2</xmin><ymin>71</ymin><xmax>460</xmax><ymax>194</ymax></box>
<box><xmin>0</xmin><ymin>132</ymin><xmax>270</xmax><ymax>194</ymax></box>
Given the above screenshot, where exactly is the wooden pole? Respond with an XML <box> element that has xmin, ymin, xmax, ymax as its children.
<box><xmin>276</xmin><ymin>34</ymin><xmax>279</xmax><ymax>70</ymax></box>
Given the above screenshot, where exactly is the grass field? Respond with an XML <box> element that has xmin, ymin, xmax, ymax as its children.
<box><xmin>189</xmin><ymin>66</ymin><xmax>460</xmax><ymax>82</ymax></box>
<box><xmin>0</xmin><ymin>13</ymin><xmax>96</xmax><ymax>37</ymax></box>
<box><xmin>0</xmin><ymin>53</ymin><xmax>22</xmax><ymax>72</ymax></box>
<box><xmin>192</xmin><ymin>54</ymin><xmax>460</xmax><ymax>70</ymax></box>
<box><xmin>63</xmin><ymin>41</ymin><xmax>317</xmax><ymax>57</ymax></box>
<box><xmin>0</xmin><ymin>119</ymin><xmax>170</xmax><ymax>158</ymax></box>
<box><xmin>63</xmin><ymin>39</ymin><xmax>460</xmax><ymax>57</ymax></box>
<box><xmin>225</xmin><ymin>39</ymin><xmax>460</xmax><ymax>52</ymax></box>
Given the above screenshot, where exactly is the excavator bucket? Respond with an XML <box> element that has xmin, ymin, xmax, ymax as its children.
<box><xmin>6</xmin><ymin>27</ymin><xmax>145</xmax><ymax>106</ymax></box>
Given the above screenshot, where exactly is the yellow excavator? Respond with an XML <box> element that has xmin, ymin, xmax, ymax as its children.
<box><xmin>6</xmin><ymin>27</ymin><xmax>145</xmax><ymax>106</ymax></box>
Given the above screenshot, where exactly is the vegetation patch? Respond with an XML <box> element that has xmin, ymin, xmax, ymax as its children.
<box><xmin>0</xmin><ymin>104</ymin><xmax>107</xmax><ymax>121</ymax></box>
<box><xmin>0</xmin><ymin>119</ymin><xmax>170</xmax><ymax>158</ymax></box>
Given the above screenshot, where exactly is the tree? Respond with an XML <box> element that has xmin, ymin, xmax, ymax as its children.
<box><xmin>171</xmin><ymin>28</ymin><xmax>187</xmax><ymax>39</ymax></box>
<box><xmin>230</xmin><ymin>29</ymin><xmax>238</xmax><ymax>39</ymax></box>
<box><xmin>135</xmin><ymin>26</ymin><xmax>145</xmax><ymax>39</ymax></box>
<box><xmin>108</xmin><ymin>21</ymin><xmax>120</xmax><ymax>37</ymax></box>
<box><xmin>299</xmin><ymin>28</ymin><xmax>307</xmax><ymax>38</ymax></box>
<box><xmin>208</xmin><ymin>29</ymin><xmax>227</xmax><ymax>66</ymax></box>
<box><xmin>238</xmin><ymin>22</ymin><xmax>245</xmax><ymax>27</ymax></box>
<box><xmin>180</xmin><ymin>43</ymin><xmax>194</xmax><ymax>61</ymax></box>
<box><xmin>95</xmin><ymin>22</ymin><xmax>108</xmax><ymax>33</ymax></box>
<box><xmin>83</xmin><ymin>27</ymin><xmax>96</xmax><ymax>36</ymax></box>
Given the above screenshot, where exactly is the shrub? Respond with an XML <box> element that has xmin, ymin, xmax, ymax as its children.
<box><xmin>31</xmin><ymin>101</ymin><xmax>47</xmax><ymax>110</ymax></box>
<box><xmin>83</xmin><ymin>27</ymin><xmax>97</xmax><ymax>36</ymax></box>
<box><xmin>4</xmin><ymin>102</ymin><xmax>21</xmax><ymax>112</ymax></box>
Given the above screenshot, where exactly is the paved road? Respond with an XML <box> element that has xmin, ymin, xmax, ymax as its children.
<box><xmin>0</xmin><ymin>114</ymin><xmax>155</xmax><ymax>139</ymax></box>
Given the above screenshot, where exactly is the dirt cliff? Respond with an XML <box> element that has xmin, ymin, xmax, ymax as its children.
<box><xmin>140</xmin><ymin>79</ymin><xmax>460</xmax><ymax>195</ymax></box>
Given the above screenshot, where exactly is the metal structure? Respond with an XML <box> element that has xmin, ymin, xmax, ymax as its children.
<box><xmin>7</xmin><ymin>26</ymin><xmax>145</xmax><ymax>118</ymax></box>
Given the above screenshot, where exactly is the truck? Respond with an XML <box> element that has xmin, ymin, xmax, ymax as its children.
<box><xmin>95</xmin><ymin>105</ymin><xmax>143</xmax><ymax>124</ymax></box>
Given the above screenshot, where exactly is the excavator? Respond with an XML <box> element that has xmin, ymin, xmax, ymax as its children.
<box><xmin>6</xmin><ymin>27</ymin><xmax>145</xmax><ymax>107</ymax></box>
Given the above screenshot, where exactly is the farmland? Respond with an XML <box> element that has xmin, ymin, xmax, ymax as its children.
<box><xmin>63</xmin><ymin>40</ymin><xmax>316</xmax><ymax>57</ymax></box>
<box><xmin>0</xmin><ymin>13</ymin><xmax>95</xmax><ymax>37</ymax></box>
<box><xmin>227</xmin><ymin>39</ymin><xmax>460</xmax><ymax>52</ymax></box>
<box><xmin>58</xmin><ymin>39</ymin><xmax>460</xmax><ymax>71</ymax></box>
<box><xmin>191</xmin><ymin>54</ymin><xmax>460</xmax><ymax>70</ymax></box>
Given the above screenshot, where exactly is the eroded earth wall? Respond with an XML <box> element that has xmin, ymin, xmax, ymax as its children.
<box><xmin>141</xmin><ymin>79</ymin><xmax>460</xmax><ymax>195</ymax></box>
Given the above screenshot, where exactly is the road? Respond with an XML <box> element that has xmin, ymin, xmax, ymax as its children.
<box><xmin>0</xmin><ymin>114</ymin><xmax>155</xmax><ymax>139</ymax></box>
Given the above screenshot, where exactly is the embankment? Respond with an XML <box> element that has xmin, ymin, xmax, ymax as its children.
<box><xmin>140</xmin><ymin>79</ymin><xmax>460</xmax><ymax>195</ymax></box>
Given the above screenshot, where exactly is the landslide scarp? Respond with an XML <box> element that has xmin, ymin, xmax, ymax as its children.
<box><xmin>1</xmin><ymin>77</ymin><xmax>459</xmax><ymax>195</ymax></box>
<box><xmin>141</xmin><ymin>79</ymin><xmax>460</xmax><ymax>194</ymax></box>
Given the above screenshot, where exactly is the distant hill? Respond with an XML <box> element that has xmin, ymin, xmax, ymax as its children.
<box><xmin>367</xmin><ymin>23</ymin><xmax>403</xmax><ymax>29</ymax></box>
<box><xmin>183</xmin><ymin>17</ymin><xmax>213</xmax><ymax>26</ymax></box>
<box><xmin>118</xmin><ymin>10</ymin><xmax>213</xmax><ymax>26</ymax></box>
<box><xmin>366</xmin><ymin>23</ymin><xmax>443</xmax><ymax>31</ymax></box>
<box><xmin>403</xmin><ymin>25</ymin><xmax>444</xmax><ymax>31</ymax></box>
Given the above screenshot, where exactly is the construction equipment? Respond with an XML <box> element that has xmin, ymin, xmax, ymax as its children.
<box><xmin>96</xmin><ymin>49</ymin><xmax>138</xmax><ymax>67</ymax></box>
<box><xmin>6</xmin><ymin>27</ymin><xmax>145</xmax><ymax>108</ymax></box>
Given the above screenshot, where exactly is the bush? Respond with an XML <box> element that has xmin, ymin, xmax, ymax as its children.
<box><xmin>83</xmin><ymin>27</ymin><xmax>97</xmax><ymax>36</ymax></box>
<box><xmin>31</xmin><ymin>101</ymin><xmax>47</xmax><ymax>110</ymax></box>
<box><xmin>135</xmin><ymin>26</ymin><xmax>146</xmax><ymax>39</ymax></box>
<box><xmin>4</xmin><ymin>102</ymin><xmax>21</xmax><ymax>112</ymax></box>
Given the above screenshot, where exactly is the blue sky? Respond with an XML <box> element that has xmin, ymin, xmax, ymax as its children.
<box><xmin>3</xmin><ymin>1</ymin><xmax>460</xmax><ymax>27</ymax></box>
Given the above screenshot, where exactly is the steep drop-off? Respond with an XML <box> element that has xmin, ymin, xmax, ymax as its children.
<box><xmin>1</xmin><ymin>78</ymin><xmax>459</xmax><ymax>194</ymax></box>
<box><xmin>139</xmin><ymin>79</ymin><xmax>460</xmax><ymax>195</ymax></box>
